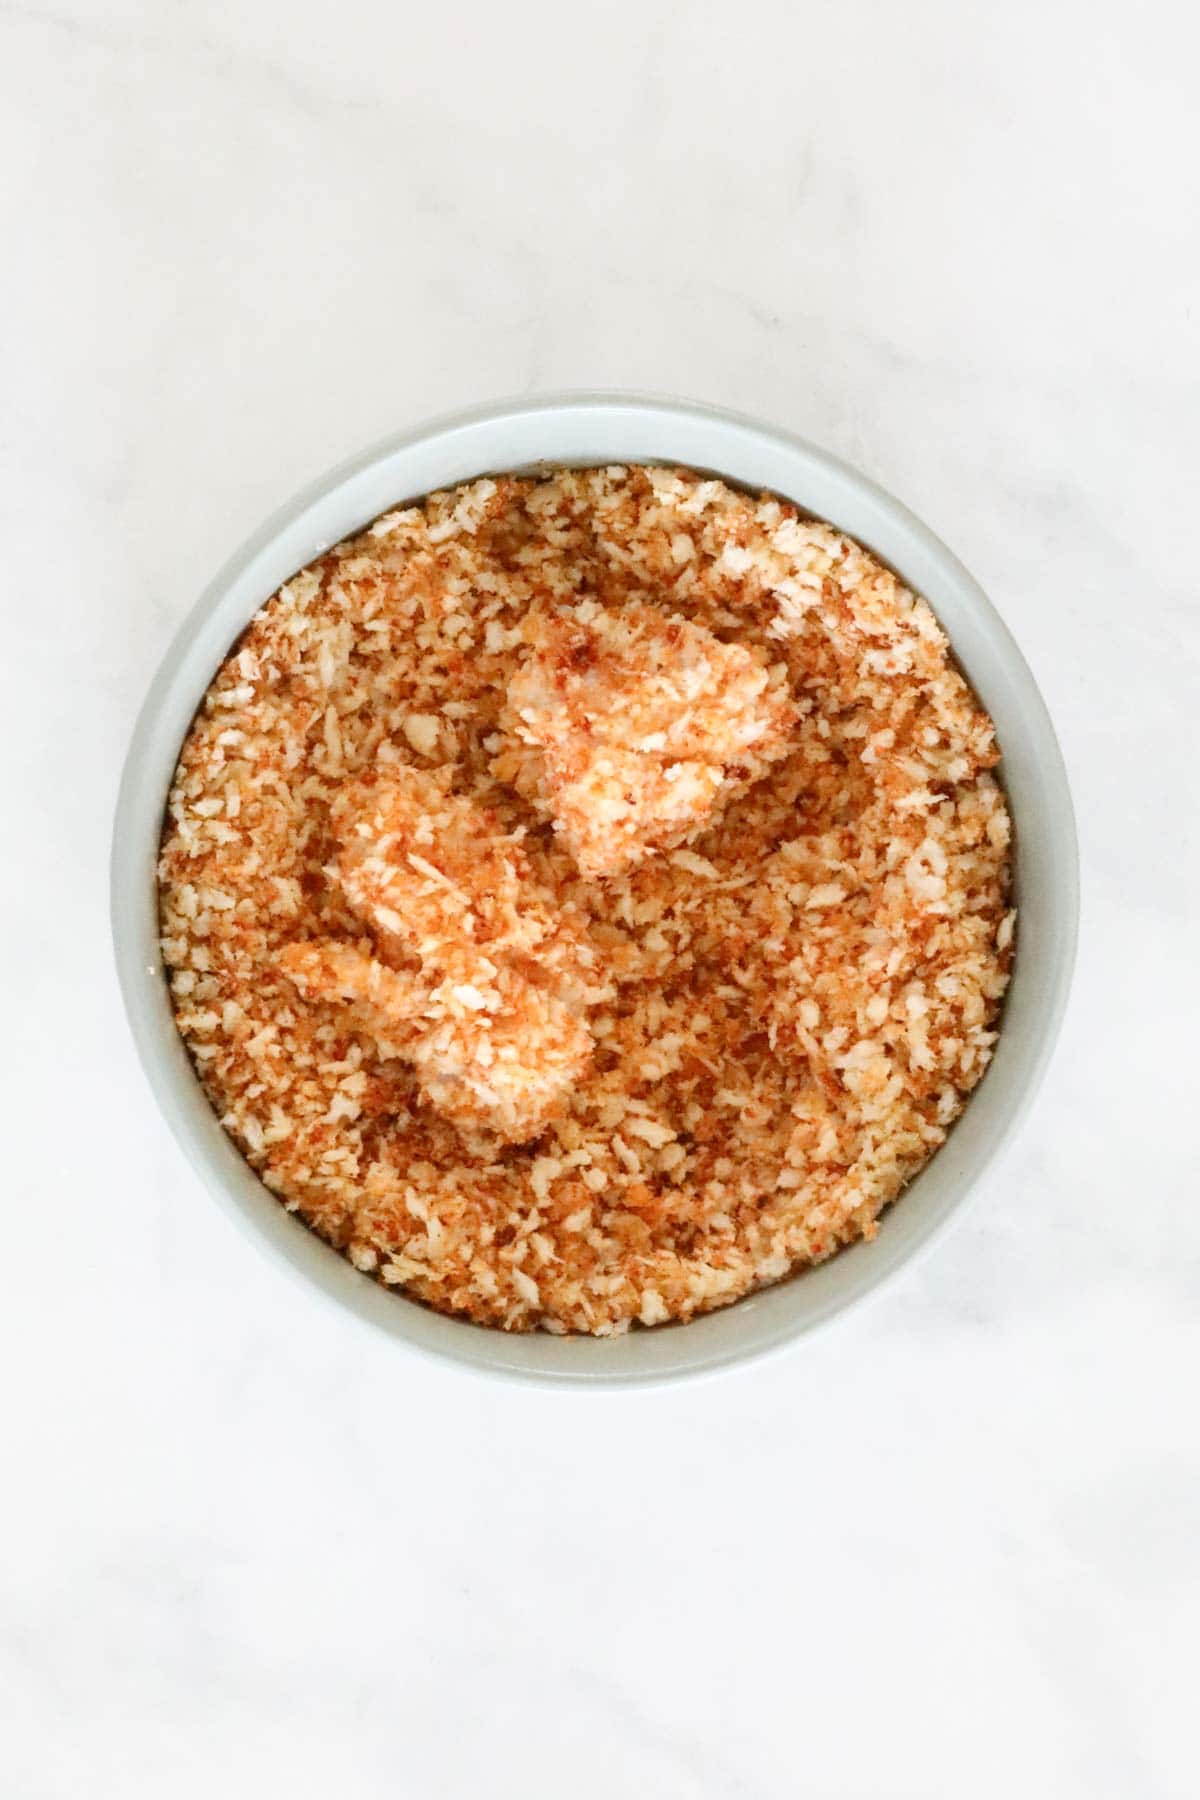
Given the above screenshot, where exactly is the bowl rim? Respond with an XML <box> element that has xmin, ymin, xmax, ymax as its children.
<box><xmin>111</xmin><ymin>390</ymin><xmax>1079</xmax><ymax>1388</ymax></box>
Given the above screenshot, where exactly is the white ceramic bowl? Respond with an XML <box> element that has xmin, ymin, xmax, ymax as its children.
<box><xmin>111</xmin><ymin>394</ymin><xmax>1078</xmax><ymax>1385</ymax></box>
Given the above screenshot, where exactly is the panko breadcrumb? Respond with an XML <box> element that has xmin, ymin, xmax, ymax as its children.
<box><xmin>159</xmin><ymin>465</ymin><xmax>1013</xmax><ymax>1335</ymax></box>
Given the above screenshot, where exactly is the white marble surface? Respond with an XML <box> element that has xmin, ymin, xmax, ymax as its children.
<box><xmin>3</xmin><ymin>1</ymin><xmax>1199</xmax><ymax>1793</ymax></box>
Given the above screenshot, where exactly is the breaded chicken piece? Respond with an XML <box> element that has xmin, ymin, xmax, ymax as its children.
<box><xmin>403</xmin><ymin>970</ymin><xmax>592</xmax><ymax>1145</ymax></box>
<box><xmin>330</xmin><ymin>763</ymin><xmax>594</xmax><ymax>999</ymax></box>
<box><xmin>498</xmin><ymin>600</ymin><xmax>797</xmax><ymax>878</ymax></box>
<box><xmin>278</xmin><ymin>940</ymin><xmax>427</xmax><ymax>1057</ymax></box>
<box><xmin>280</xmin><ymin>938</ymin><xmax>592</xmax><ymax>1144</ymax></box>
<box><xmin>280</xmin><ymin>763</ymin><xmax>600</xmax><ymax>1143</ymax></box>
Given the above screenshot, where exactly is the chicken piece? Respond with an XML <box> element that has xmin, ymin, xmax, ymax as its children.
<box><xmin>280</xmin><ymin>940</ymin><xmax>414</xmax><ymax>1009</ymax></box>
<box><xmin>403</xmin><ymin>969</ymin><xmax>592</xmax><ymax>1144</ymax></box>
<box><xmin>498</xmin><ymin>599</ymin><xmax>797</xmax><ymax>878</ymax></box>
<box><xmin>279</xmin><ymin>763</ymin><xmax>600</xmax><ymax>1144</ymax></box>
<box><xmin>330</xmin><ymin>763</ymin><xmax>593</xmax><ymax>997</ymax></box>
<box><xmin>278</xmin><ymin>940</ymin><xmax>428</xmax><ymax>1058</ymax></box>
<box><xmin>281</xmin><ymin>939</ymin><xmax>591</xmax><ymax>1144</ymax></box>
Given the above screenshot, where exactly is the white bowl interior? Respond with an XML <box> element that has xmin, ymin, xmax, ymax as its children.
<box><xmin>111</xmin><ymin>395</ymin><xmax>1078</xmax><ymax>1385</ymax></box>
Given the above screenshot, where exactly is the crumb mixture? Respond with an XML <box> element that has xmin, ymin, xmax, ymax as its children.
<box><xmin>159</xmin><ymin>466</ymin><xmax>1013</xmax><ymax>1334</ymax></box>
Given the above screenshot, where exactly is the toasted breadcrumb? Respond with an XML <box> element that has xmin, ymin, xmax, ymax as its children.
<box><xmin>159</xmin><ymin>466</ymin><xmax>1012</xmax><ymax>1334</ymax></box>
